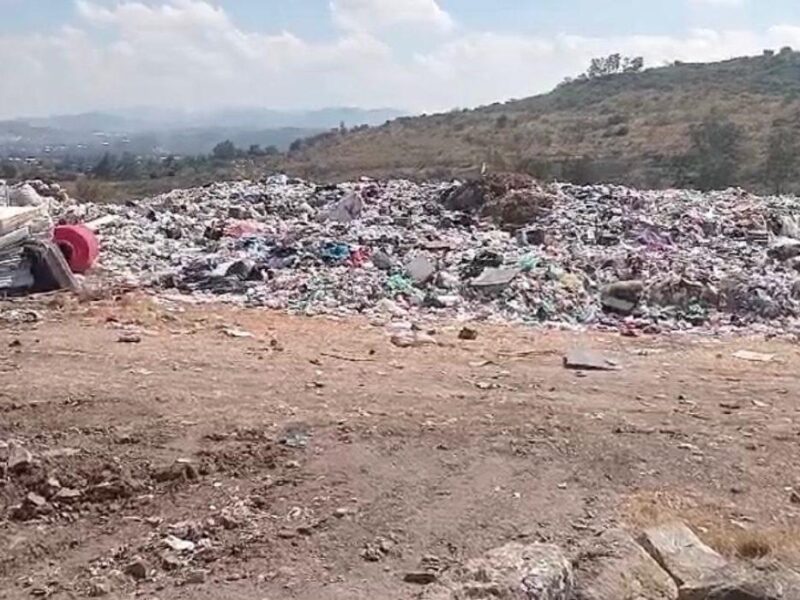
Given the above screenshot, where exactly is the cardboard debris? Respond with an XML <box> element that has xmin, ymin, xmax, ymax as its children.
<box><xmin>732</xmin><ymin>350</ymin><xmax>775</xmax><ymax>363</ymax></box>
<box><xmin>563</xmin><ymin>349</ymin><xmax>620</xmax><ymax>371</ymax></box>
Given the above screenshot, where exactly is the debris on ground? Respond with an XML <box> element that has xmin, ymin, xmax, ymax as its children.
<box><xmin>563</xmin><ymin>348</ymin><xmax>619</xmax><ymax>371</ymax></box>
<box><xmin>13</xmin><ymin>174</ymin><xmax>800</xmax><ymax>333</ymax></box>
<box><xmin>732</xmin><ymin>350</ymin><xmax>776</xmax><ymax>363</ymax></box>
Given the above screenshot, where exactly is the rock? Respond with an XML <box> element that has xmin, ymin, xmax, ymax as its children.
<box><xmin>85</xmin><ymin>479</ymin><xmax>136</xmax><ymax>501</ymax></box>
<box><xmin>458</xmin><ymin>327</ymin><xmax>479</xmax><ymax>341</ymax></box>
<box><xmin>87</xmin><ymin>578</ymin><xmax>111</xmax><ymax>597</ymax></box>
<box><xmin>124</xmin><ymin>559</ymin><xmax>148</xmax><ymax>581</ymax></box>
<box><xmin>601</xmin><ymin>280</ymin><xmax>644</xmax><ymax>315</ymax></box>
<box><xmin>679</xmin><ymin>562</ymin><xmax>800</xmax><ymax>600</ymax></box>
<box><xmin>164</xmin><ymin>535</ymin><xmax>196</xmax><ymax>552</ymax></box>
<box><xmin>768</xmin><ymin>237</ymin><xmax>800</xmax><ymax>261</ymax></box>
<box><xmin>185</xmin><ymin>569</ymin><xmax>208</xmax><ymax>585</ymax></box>
<box><xmin>407</xmin><ymin>255</ymin><xmax>436</xmax><ymax>284</ymax></box>
<box><xmin>391</xmin><ymin>331</ymin><xmax>438</xmax><ymax>348</ymax></box>
<box><xmin>791</xmin><ymin>490</ymin><xmax>800</xmax><ymax>505</ymax></box>
<box><xmin>448</xmin><ymin>542</ymin><xmax>573</xmax><ymax>599</ymax></box>
<box><xmin>638</xmin><ymin>522</ymin><xmax>728</xmax><ymax>588</ymax></box>
<box><xmin>573</xmin><ymin>529</ymin><xmax>678</xmax><ymax>600</ymax></box>
<box><xmin>160</xmin><ymin>551</ymin><xmax>183</xmax><ymax>571</ymax></box>
<box><xmin>601</xmin><ymin>295</ymin><xmax>637</xmax><ymax>315</ymax></box>
<box><xmin>26</xmin><ymin>492</ymin><xmax>47</xmax><ymax>508</ymax></box>
<box><xmin>372</xmin><ymin>250</ymin><xmax>395</xmax><ymax>271</ymax></box>
<box><xmin>117</xmin><ymin>333</ymin><xmax>142</xmax><ymax>344</ymax></box>
<box><xmin>152</xmin><ymin>462</ymin><xmax>198</xmax><ymax>482</ymax></box>
<box><xmin>471</xmin><ymin>267</ymin><xmax>520</xmax><ymax>291</ymax></box>
<box><xmin>603</xmin><ymin>280</ymin><xmax>645</xmax><ymax>302</ymax></box>
<box><xmin>43</xmin><ymin>477</ymin><xmax>62</xmax><ymax>498</ymax></box>
<box><xmin>404</xmin><ymin>572</ymin><xmax>438</xmax><ymax>585</ymax></box>
<box><xmin>7</xmin><ymin>442</ymin><xmax>32</xmax><ymax>473</ymax></box>
<box><xmin>54</xmin><ymin>487</ymin><xmax>82</xmax><ymax>502</ymax></box>
<box><xmin>563</xmin><ymin>349</ymin><xmax>619</xmax><ymax>371</ymax></box>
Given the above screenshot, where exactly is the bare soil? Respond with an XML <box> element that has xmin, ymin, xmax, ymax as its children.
<box><xmin>1</xmin><ymin>294</ymin><xmax>800</xmax><ymax>599</ymax></box>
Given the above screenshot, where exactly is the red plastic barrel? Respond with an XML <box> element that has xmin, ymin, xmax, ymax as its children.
<box><xmin>53</xmin><ymin>224</ymin><xmax>99</xmax><ymax>274</ymax></box>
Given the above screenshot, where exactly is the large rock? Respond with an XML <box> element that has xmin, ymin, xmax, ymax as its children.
<box><xmin>573</xmin><ymin>529</ymin><xmax>678</xmax><ymax>600</ymax></box>
<box><xmin>601</xmin><ymin>280</ymin><xmax>645</xmax><ymax>314</ymax></box>
<box><xmin>638</xmin><ymin>522</ymin><xmax>728</xmax><ymax>588</ymax></box>
<box><xmin>679</xmin><ymin>562</ymin><xmax>800</xmax><ymax>600</ymax></box>
<box><xmin>446</xmin><ymin>542</ymin><xmax>573</xmax><ymax>599</ymax></box>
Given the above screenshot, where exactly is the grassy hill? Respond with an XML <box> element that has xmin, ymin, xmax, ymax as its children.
<box><xmin>283</xmin><ymin>49</ymin><xmax>800</xmax><ymax>190</ymax></box>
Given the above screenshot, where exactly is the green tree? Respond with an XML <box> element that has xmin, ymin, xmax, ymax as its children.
<box><xmin>92</xmin><ymin>153</ymin><xmax>116</xmax><ymax>178</ymax></box>
<box><xmin>212</xmin><ymin>140</ymin><xmax>237</xmax><ymax>160</ymax></box>
<box><xmin>585</xmin><ymin>54</ymin><xmax>644</xmax><ymax>79</ymax></box>
<box><xmin>686</xmin><ymin>114</ymin><xmax>744</xmax><ymax>190</ymax></box>
<box><xmin>0</xmin><ymin>162</ymin><xmax>18</xmax><ymax>180</ymax></box>
<box><xmin>764</xmin><ymin>124</ymin><xmax>798</xmax><ymax>194</ymax></box>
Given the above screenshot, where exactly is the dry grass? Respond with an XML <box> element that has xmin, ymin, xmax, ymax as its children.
<box><xmin>624</xmin><ymin>491</ymin><xmax>800</xmax><ymax>567</ymax></box>
<box><xmin>280</xmin><ymin>53</ymin><xmax>800</xmax><ymax>190</ymax></box>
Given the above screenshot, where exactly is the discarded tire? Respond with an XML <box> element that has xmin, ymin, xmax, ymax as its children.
<box><xmin>53</xmin><ymin>224</ymin><xmax>99</xmax><ymax>274</ymax></box>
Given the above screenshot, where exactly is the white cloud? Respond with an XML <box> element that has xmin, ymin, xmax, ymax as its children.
<box><xmin>0</xmin><ymin>0</ymin><xmax>798</xmax><ymax>118</ymax></box>
<box><xmin>690</xmin><ymin>0</ymin><xmax>744</xmax><ymax>5</ymax></box>
<box><xmin>330</xmin><ymin>0</ymin><xmax>454</xmax><ymax>32</ymax></box>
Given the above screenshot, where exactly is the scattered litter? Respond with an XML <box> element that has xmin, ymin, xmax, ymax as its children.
<box><xmin>732</xmin><ymin>350</ymin><xmax>775</xmax><ymax>363</ymax></box>
<box><xmin>223</xmin><ymin>327</ymin><xmax>255</xmax><ymax>339</ymax></box>
<box><xmin>563</xmin><ymin>348</ymin><xmax>619</xmax><ymax>371</ymax></box>
<box><xmin>320</xmin><ymin>352</ymin><xmax>375</xmax><ymax>362</ymax></box>
<box><xmin>278</xmin><ymin>423</ymin><xmax>311</xmax><ymax>449</ymax></box>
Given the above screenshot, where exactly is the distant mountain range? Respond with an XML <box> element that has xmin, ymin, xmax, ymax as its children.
<box><xmin>0</xmin><ymin>107</ymin><xmax>405</xmax><ymax>157</ymax></box>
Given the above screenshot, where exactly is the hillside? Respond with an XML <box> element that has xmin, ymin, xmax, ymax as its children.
<box><xmin>283</xmin><ymin>50</ymin><xmax>800</xmax><ymax>190</ymax></box>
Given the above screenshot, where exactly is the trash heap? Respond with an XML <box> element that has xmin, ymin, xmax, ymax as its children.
<box><xmin>48</xmin><ymin>173</ymin><xmax>800</xmax><ymax>332</ymax></box>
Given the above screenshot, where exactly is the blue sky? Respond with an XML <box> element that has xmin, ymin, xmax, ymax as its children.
<box><xmin>0</xmin><ymin>0</ymin><xmax>798</xmax><ymax>117</ymax></box>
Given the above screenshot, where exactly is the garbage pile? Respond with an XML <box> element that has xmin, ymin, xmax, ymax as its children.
<box><xmin>46</xmin><ymin>174</ymin><xmax>800</xmax><ymax>332</ymax></box>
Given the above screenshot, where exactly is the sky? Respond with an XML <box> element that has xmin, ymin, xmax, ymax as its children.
<box><xmin>0</xmin><ymin>0</ymin><xmax>799</xmax><ymax>119</ymax></box>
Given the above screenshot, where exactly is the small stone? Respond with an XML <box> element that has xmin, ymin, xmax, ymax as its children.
<box><xmin>185</xmin><ymin>569</ymin><xmax>208</xmax><ymax>585</ymax></box>
<box><xmin>160</xmin><ymin>552</ymin><xmax>183</xmax><ymax>571</ymax></box>
<box><xmin>458</xmin><ymin>327</ymin><xmax>478</xmax><ymax>341</ymax></box>
<box><xmin>87</xmin><ymin>578</ymin><xmax>111</xmax><ymax>597</ymax></box>
<box><xmin>7</xmin><ymin>442</ymin><xmax>33</xmax><ymax>473</ymax></box>
<box><xmin>54</xmin><ymin>487</ymin><xmax>82</xmax><ymax>502</ymax></box>
<box><xmin>404</xmin><ymin>572</ymin><xmax>437</xmax><ymax>585</ymax></box>
<box><xmin>372</xmin><ymin>250</ymin><xmax>395</xmax><ymax>271</ymax></box>
<box><xmin>43</xmin><ymin>477</ymin><xmax>62</xmax><ymax>497</ymax></box>
<box><xmin>219</xmin><ymin>512</ymin><xmax>241</xmax><ymax>530</ymax></box>
<box><xmin>790</xmin><ymin>489</ymin><xmax>800</xmax><ymax>504</ymax></box>
<box><xmin>117</xmin><ymin>333</ymin><xmax>142</xmax><ymax>344</ymax></box>
<box><xmin>124</xmin><ymin>559</ymin><xmax>148</xmax><ymax>581</ymax></box>
<box><xmin>164</xmin><ymin>535</ymin><xmax>196</xmax><ymax>552</ymax></box>
<box><xmin>26</xmin><ymin>492</ymin><xmax>47</xmax><ymax>508</ymax></box>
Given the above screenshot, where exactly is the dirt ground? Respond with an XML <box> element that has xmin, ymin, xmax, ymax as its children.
<box><xmin>1</xmin><ymin>293</ymin><xmax>800</xmax><ymax>599</ymax></box>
